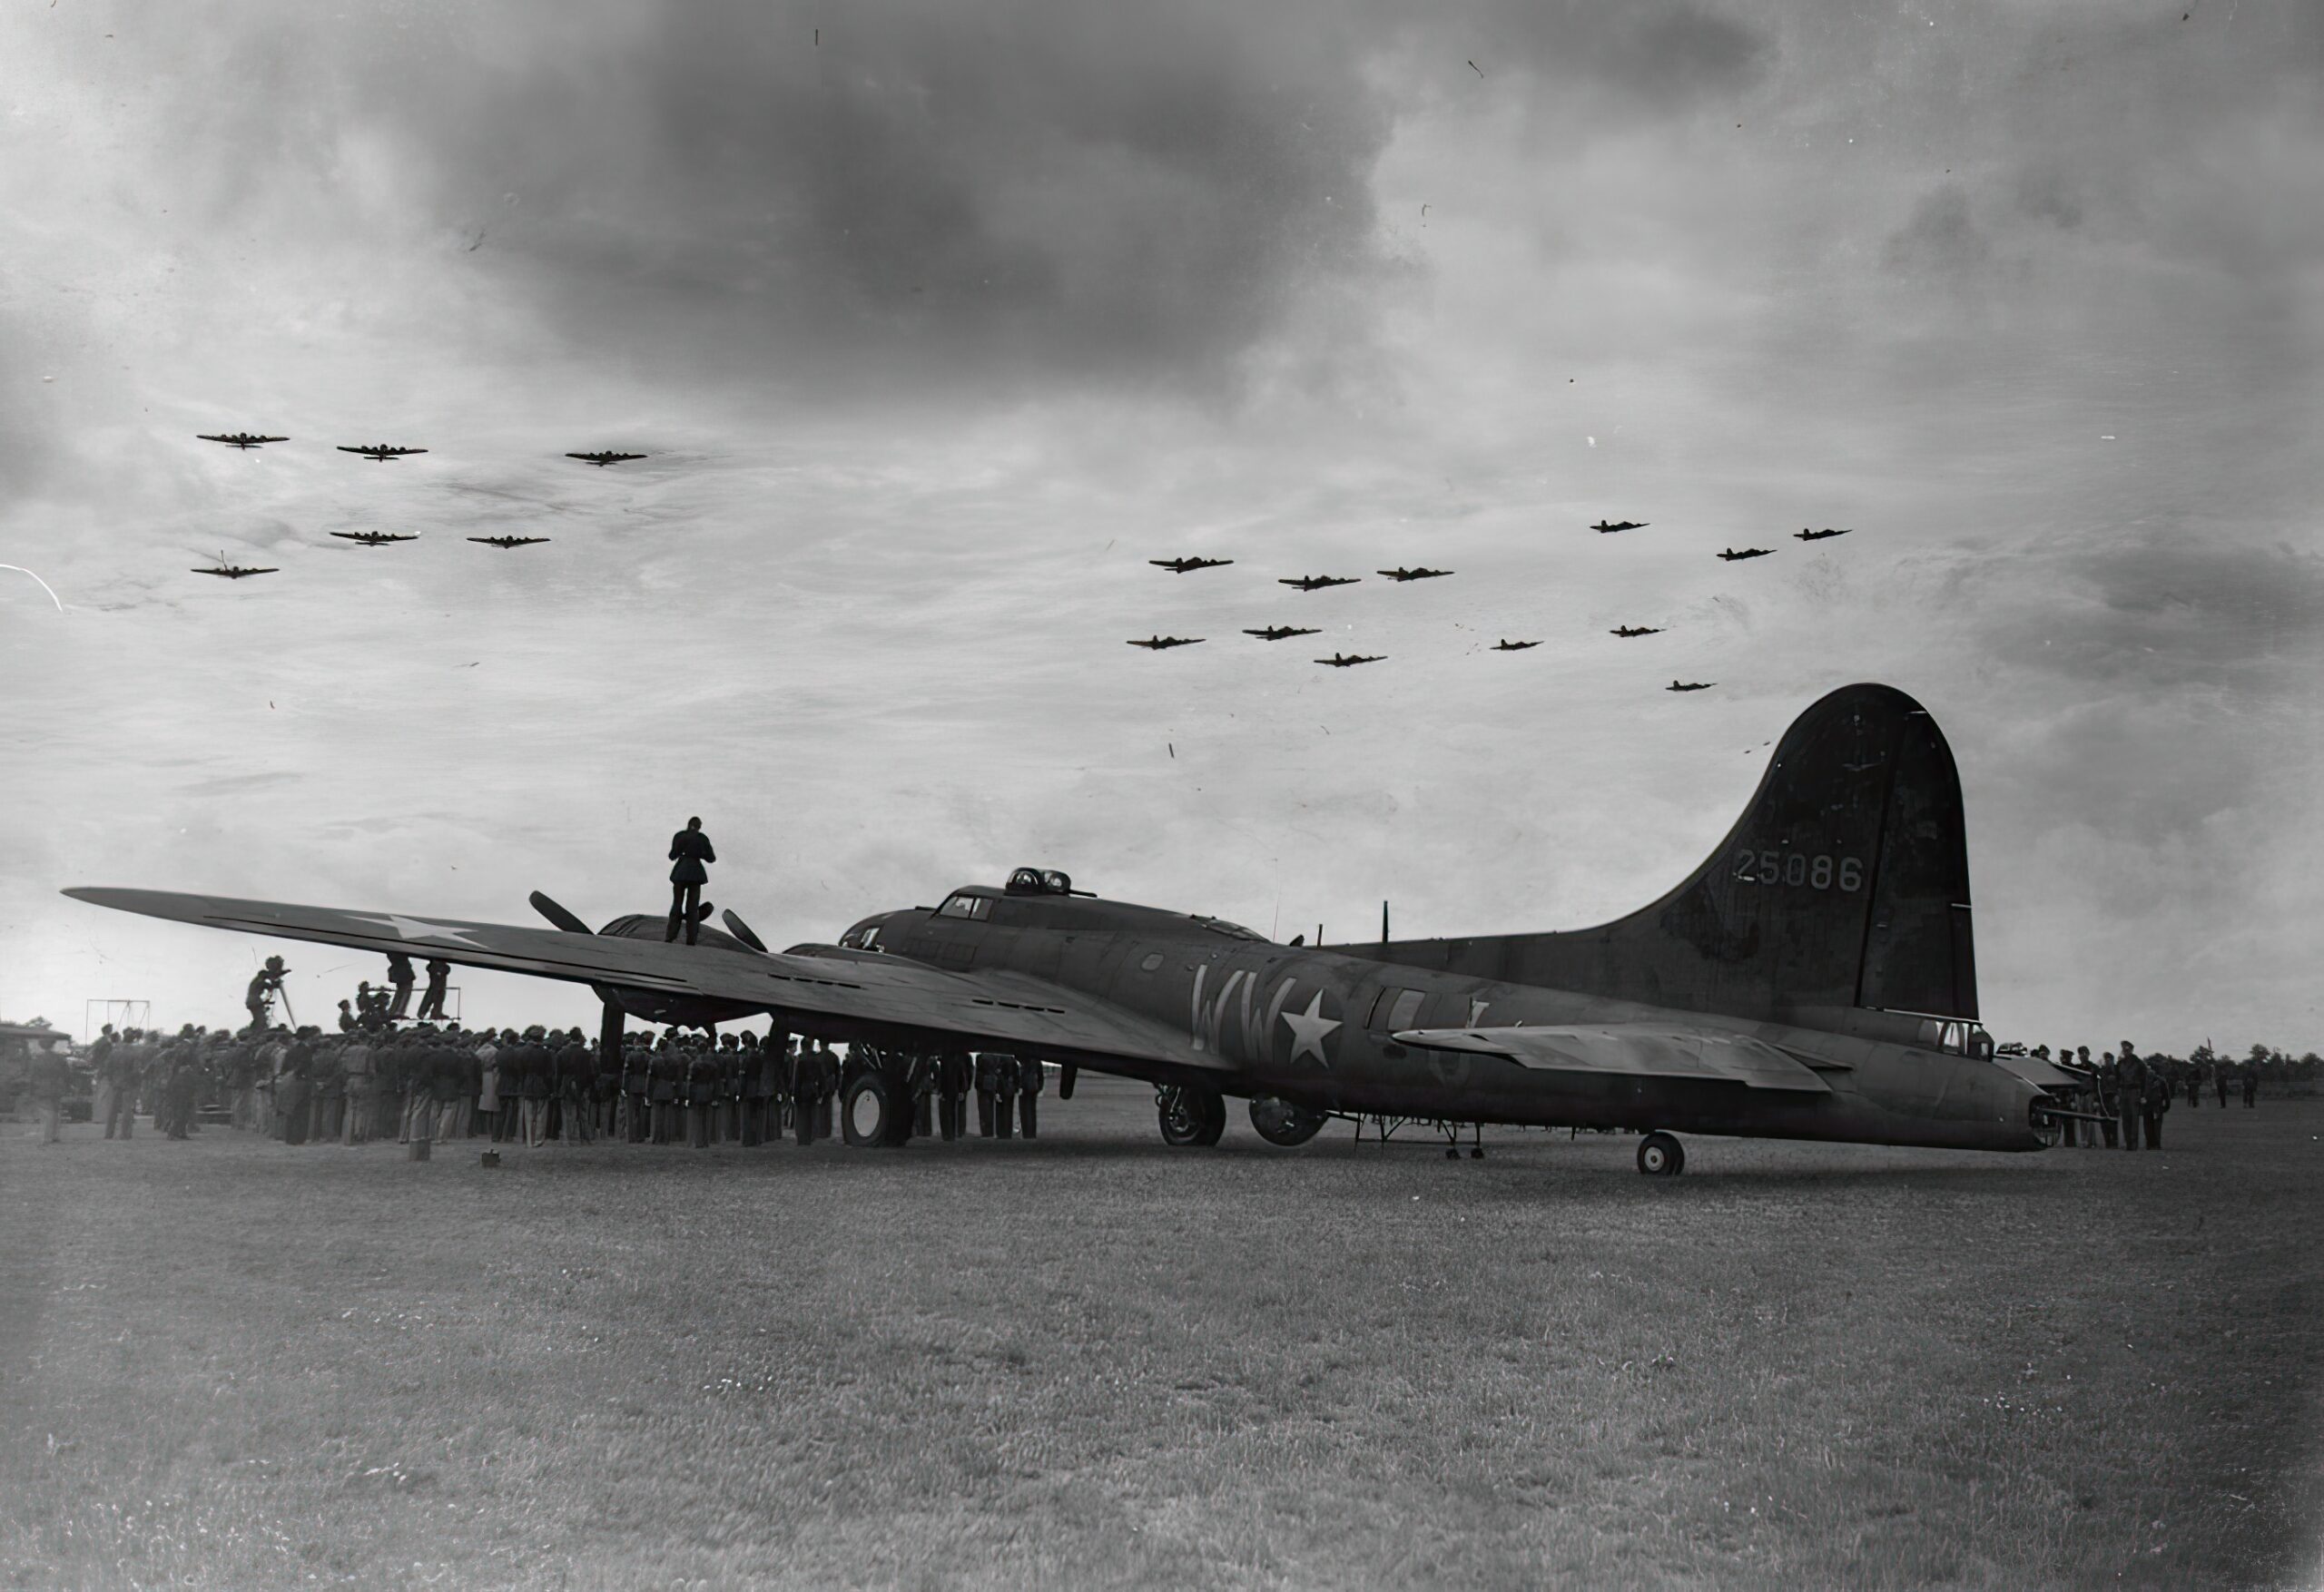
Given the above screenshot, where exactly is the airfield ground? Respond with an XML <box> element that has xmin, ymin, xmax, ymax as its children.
<box><xmin>2</xmin><ymin>1079</ymin><xmax>2318</xmax><ymax>1591</ymax></box>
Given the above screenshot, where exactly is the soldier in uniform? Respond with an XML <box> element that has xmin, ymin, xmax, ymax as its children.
<box><xmin>554</xmin><ymin>1027</ymin><xmax>594</xmax><ymax>1143</ymax></box>
<box><xmin>686</xmin><ymin>1044</ymin><xmax>719</xmax><ymax>1148</ymax></box>
<box><xmin>651</xmin><ymin>1036</ymin><xmax>684</xmax><ymax>1145</ymax></box>
<box><xmin>416</xmin><ymin>958</ymin><xmax>451</xmax><ymax>1022</ymax></box>
<box><xmin>336</xmin><ymin>999</ymin><xmax>358</xmax><ymax>1034</ymax></box>
<box><xmin>990</xmin><ymin>1055</ymin><xmax>1017</xmax><ymax>1140</ymax></box>
<box><xmin>665</xmin><ymin>817</ymin><xmax>716</xmax><ymax>944</ymax></box>
<box><xmin>385</xmin><ymin>953</ymin><xmax>417</xmax><ymax>1021</ymax></box>
<box><xmin>278</xmin><ymin>1030</ymin><xmax>313</xmax><ymax>1145</ymax></box>
<box><xmin>1017</xmin><ymin>1055</ymin><xmax>1043</xmax><ymax>1138</ymax></box>
<box><xmin>622</xmin><ymin>1035</ymin><xmax>651</xmax><ymax>1143</ymax></box>
<box><xmin>2212</xmin><ymin>1056</ymin><xmax>2230</xmax><ymax>1108</ymax></box>
<box><xmin>341</xmin><ymin>1030</ymin><xmax>374</xmax><ymax>1144</ymax></box>
<box><xmin>935</xmin><ymin>1049</ymin><xmax>970</xmax><ymax>1142</ymax></box>
<box><xmin>2242</xmin><ymin>1056</ymin><xmax>2260</xmax><ymax>1108</ymax></box>
<box><xmin>2113</xmin><ymin>1047</ymin><xmax>2142</xmax><ymax>1151</ymax></box>
<box><xmin>26</xmin><ymin>1039</ymin><xmax>67</xmax><ymax>1145</ymax></box>
<box><xmin>974</xmin><ymin>1053</ymin><xmax>1000</xmax><ymax>1137</ymax></box>
<box><xmin>311</xmin><ymin>1038</ymin><xmax>346</xmax><ymax>1144</ymax></box>
<box><xmin>101</xmin><ymin>1031</ymin><xmax>138</xmax><ymax>1139</ymax></box>
<box><xmin>2141</xmin><ymin>1053</ymin><xmax>2172</xmax><ymax>1149</ymax></box>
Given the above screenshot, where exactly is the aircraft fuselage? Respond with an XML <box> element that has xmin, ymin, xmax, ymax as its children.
<box><xmin>838</xmin><ymin>896</ymin><xmax>2043</xmax><ymax>1153</ymax></box>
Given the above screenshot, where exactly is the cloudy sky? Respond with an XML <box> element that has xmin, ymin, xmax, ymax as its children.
<box><xmin>3</xmin><ymin>0</ymin><xmax>2319</xmax><ymax>1051</ymax></box>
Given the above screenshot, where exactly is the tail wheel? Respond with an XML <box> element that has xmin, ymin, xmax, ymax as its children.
<box><xmin>842</xmin><ymin>1068</ymin><xmax>904</xmax><ymax>1147</ymax></box>
<box><xmin>1637</xmin><ymin>1131</ymin><xmax>1685</xmax><ymax>1176</ymax></box>
<box><xmin>1157</xmin><ymin>1085</ymin><xmax>1226</xmax><ymax>1147</ymax></box>
<box><xmin>1248</xmin><ymin>1096</ymin><xmax>1326</xmax><ymax>1147</ymax></box>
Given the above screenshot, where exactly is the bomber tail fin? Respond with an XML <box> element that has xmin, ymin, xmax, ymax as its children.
<box><xmin>1366</xmin><ymin>683</ymin><xmax>1976</xmax><ymax>1025</ymax></box>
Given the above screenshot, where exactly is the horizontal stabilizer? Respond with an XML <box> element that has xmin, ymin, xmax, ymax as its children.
<box><xmin>1393</xmin><ymin>1024</ymin><xmax>1832</xmax><ymax>1093</ymax></box>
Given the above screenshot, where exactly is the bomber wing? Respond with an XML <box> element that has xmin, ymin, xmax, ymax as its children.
<box><xmin>63</xmin><ymin>887</ymin><xmax>1235</xmax><ymax>1074</ymax></box>
<box><xmin>1394</xmin><ymin>1024</ymin><xmax>1832</xmax><ymax>1093</ymax></box>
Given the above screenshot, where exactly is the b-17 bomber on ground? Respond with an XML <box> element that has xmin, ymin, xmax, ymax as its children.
<box><xmin>1127</xmin><ymin>634</ymin><xmax>1203</xmax><ymax>650</ymax></box>
<box><xmin>337</xmin><ymin>445</ymin><xmax>428</xmax><ymax>461</ymax></box>
<box><xmin>1315</xmin><ymin>652</ymin><xmax>1384</xmax><ymax>667</ymax></box>
<box><xmin>1492</xmin><ymin>639</ymin><xmax>1540</xmax><ymax>652</ymax></box>
<box><xmin>330</xmin><ymin>531</ymin><xmax>418</xmax><ymax>546</ymax></box>
<box><xmin>1717</xmin><ymin>547</ymin><xmax>1775</xmax><ymax>562</ymax></box>
<box><xmin>1796</xmin><ymin>527</ymin><xmax>1854</xmax><ymax>541</ymax></box>
<box><xmin>1591</xmin><ymin>520</ymin><xmax>1648</xmax><ymax>533</ymax></box>
<box><xmin>1667</xmin><ymin>680</ymin><xmax>1715</xmax><ymax>692</ymax></box>
<box><xmin>468</xmin><ymin>535</ymin><xmax>550</xmax><ymax>549</ymax></box>
<box><xmin>1377</xmin><ymin>566</ymin><xmax>1452</xmax><ymax>583</ymax></box>
<box><xmin>66</xmin><ymin>684</ymin><xmax>2054</xmax><ymax>1175</ymax></box>
<box><xmin>190</xmin><ymin>553</ymin><xmax>279</xmax><ymax>580</ymax></box>
<box><xmin>1150</xmin><ymin>556</ymin><xmax>1233</xmax><ymax>575</ymax></box>
<box><xmin>567</xmin><ymin>452</ymin><xmax>647</xmax><ymax>467</ymax></box>
<box><xmin>1279</xmin><ymin>575</ymin><xmax>1360</xmax><ymax>592</ymax></box>
<box><xmin>196</xmin><ymin>433</ymin><xmax>288</xmax><ymax>449</ymax></box>
<box><xmin>1244</xmin><ymin>625</ymin><xmax>1320</xmax><ymax>642</ymax></box>
<box><xmin>1611</xmin><ymin>625</ymin><xmax>1663</xmax><ymax>638</ymax></box>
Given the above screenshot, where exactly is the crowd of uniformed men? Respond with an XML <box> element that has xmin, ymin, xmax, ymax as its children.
<box><xmin>79</xmin><ymin>1019</ymin><xmax>1047</xmax><ymax>1149</ymax></box>
<box><xmin>2022</xmin><ymin>1040</ymin><xmax>2278</xmax><ymax>1151</ymax></box>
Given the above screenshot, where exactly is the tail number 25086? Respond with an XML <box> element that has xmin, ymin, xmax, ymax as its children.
<box><xmin>1732</xmin><ymin>850</ymin><xmax>1863</xmax><ymax>890</ymax></box>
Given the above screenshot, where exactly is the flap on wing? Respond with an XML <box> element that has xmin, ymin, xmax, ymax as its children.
<box><xmin>1393</xmin><ymin>1024</ymin><xmax>1832</xmax><ymax>1094</ymax></box>
<box><xmin>64</xmin><ymin>887</ymin><xmax>1231</xmax><ymax>1075</ymax></box>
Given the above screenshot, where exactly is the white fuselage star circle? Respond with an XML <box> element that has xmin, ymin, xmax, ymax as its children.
<box><xmin>1280</xmin><ymin>988</ymin><xmax>1341</xmax><ymax>1068</ymax></box>
<box><xmin>349</xmin><ymin>913</ymin><xmax>487</xmax><ymax>947</ymax></box>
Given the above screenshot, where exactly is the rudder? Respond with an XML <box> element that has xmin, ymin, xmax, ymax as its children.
<box><xmin>1365</xmin><ymin>683</ymin><xmax>1977</xmax><ymax>1025</ymax></box>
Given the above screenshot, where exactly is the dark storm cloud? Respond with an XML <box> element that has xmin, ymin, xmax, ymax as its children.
<box><xmin>1469</xmin><ymin>0</ymin><xmax>1768</xmax><ymax>100</ymax></box>
<box><xmin>340</xmin><ymin>2</ymin><xmax>1399</xmax><ymax>396</ymax></box>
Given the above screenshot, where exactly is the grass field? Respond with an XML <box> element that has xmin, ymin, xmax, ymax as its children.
<box><xmin>3</xmin><ymin>1078</ymin><xmax>2319</xmax><ymax>1590</ymax></box>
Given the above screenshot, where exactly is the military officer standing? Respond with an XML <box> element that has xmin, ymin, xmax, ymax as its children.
<box><xmin>385</xmin><ymin>953</ymin><xmax>417</xmax><ymax>1021</ymax></box>
<box><xmin>2140</xmin><ymin>1051</ymin><xmax>2172</xmax><ymax>1149</ymax></box>
<box><xmin>665</xmin><ymin>817</ymin><xmax>716</xmax><ymax>944</ymax></box>
<box><xmin>973</xmin><ymin>1054</ymin><xmax>999</xmax><ymax>1136</ymax></box>
<box><xmin>1017</xmin><ymin>1056</ymin><xmax>1043</xmax><ymax>1138</ymax></box>
<box><xmin>937</xmin><ymin>1050</ymin><xmax>970</xmax><ymax>1142</ymax></box>
<box><xmin>2114</xmin><ymin>1047</ymin><xmax>2142</xmax><ymax>1152</ymax></box>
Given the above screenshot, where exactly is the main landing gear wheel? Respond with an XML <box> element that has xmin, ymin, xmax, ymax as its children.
<box><xmin>1636</xmin><ymin>1131</ymin><xmax>1685</xmax><ymax>1176</ymax></box>
<box><xmin>842</xmin><ymin>1067</ymin><xmax>911</xmax><ymax>1147</ymax></box>
<box><xmin>1248</xmin><ymin>1096</ymin><xmax>1326</xmax><ymax>1147</ymax></box>
<box><xmin>1157</xmin><ymin>1085</ymin><xmax>1226</xmax><ymax>1147</ymax></box>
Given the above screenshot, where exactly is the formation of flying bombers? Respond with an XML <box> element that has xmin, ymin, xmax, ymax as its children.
<box><xmin>1130</xmin><ymin>514</ymin><xmax>1858</xmax><ymax>683</ymax></box>
<box><xmin>182</xmin><ymin>431</ymin><xmax>645</xmax><ymax>577</ymax></box>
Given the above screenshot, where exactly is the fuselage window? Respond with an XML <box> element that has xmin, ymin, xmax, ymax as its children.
<box><xmin>937</xmin><ymin>894</ymin><xmax>992</xmax><ymax>921</ymax></box>
<box><xmin>1139</xmin><ymin>952</ymin><xmax>1164</xmax><ymax>973</ymax></box>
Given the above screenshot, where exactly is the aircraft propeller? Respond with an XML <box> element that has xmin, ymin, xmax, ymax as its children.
<box><xmin>528</xmin><ymin>889</ymin><xmax>594</xmax><ymax>935</ymax></box>
<box><xmin>721</xmin><ymin>909</ymin><xmax>772</xmax><ymax>954</ymax></box>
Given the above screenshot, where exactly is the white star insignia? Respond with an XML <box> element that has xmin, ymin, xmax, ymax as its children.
<box><xmin>1280</xmin><ymin>989</ymin><xmax>1341</xmax><ymax>1069</ymax></box>
<box><xmin>348</xmin><ymin>913</ymin><xmax>487</xmax><ymax>948</ymax></box>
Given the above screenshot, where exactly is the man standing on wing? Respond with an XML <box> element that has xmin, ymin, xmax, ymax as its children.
<box><xmin>665</xmin><ymin>817</ymin><xmax>715</xmax><ymax>945</ymax></box>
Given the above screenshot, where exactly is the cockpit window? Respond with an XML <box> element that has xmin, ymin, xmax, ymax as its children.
<box><xmin>1913</xmin><ymin>1018</ymin><xmax>1991</xmax><ymax>1056</ymax></box>
<box><xmin>937</xmin><ymin>893</ymin><xmax>992</xmax><ymax>921</ymax></box>
<box><xmin>1191</xmin><ymin>915</ymin><xmax>1266</xmax><ymax>941</ymax></box>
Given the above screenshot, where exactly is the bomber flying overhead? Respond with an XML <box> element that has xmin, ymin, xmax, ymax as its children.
<box><xmin>337</xmin><ymin>445</ymin><xmax>428</xmax><ymax>461</ymax></box>
<box><xmin>468</xmin><ymin>535</ymin><xmax>550</xmax><ymax>549</ymax></box>
<box><xmin>1611</xmin><ymin>625</ymin><xmax>1663</xmax><ymax>638</ymax></box>
<box><xmin>1667</xmin><ymin>680</ymin><xmax>1715</xmax><ymax>692</ymax></box>
<box><xmin>567</xmin><ymin>451</ymin><xmax>647</xmax><ymax>467</ymax></box>
<box><xmin>190</xmin><ymin>553</ymin><xmax>278</xmax><ymax>579</ymax></box>
<box><xmin>1591</xmin><ymin>520</ymin><xmax>1648</xmax><ymax>533</ymax></box>
<box><xmin>197</xmin><ymin>432</ymin><xmax>288</xmax><ymax>449</ymax></box>
<box><xmin>67</xmin><ymin>684</ymin><xmax>2050</xmax><ymax>1174</ymax></box>
<box><xmin>1280</xmin><ymin>575</ymin><xmax>1360</xmax><ymax>591</ymax></box>
<box><xmin>1315</xmin><ymin>652</ymin><xmax>1384</xmax><ymax>667</ymax></box>
<box><xmin>1717</xmin><ymin>546</ymin><xmax>1775</xmax><ymax>561</ymax></box>
<box><xmin>1378</xmin><ymin>566</ymin><xmax>1452</xmax><ymax>582</ymax></box>
<box><xmin>1796</xmin><ymin>526</ymin><xmax>1854</xmax><ymax>541</ymax></box>
<box><xmin>1128</xmin><ymin>634</ymin><xmax>1203</xmax><ymax>650</ymax></box>
<box><xmin>1149</xmin><ymin>556</ymin><xmax>1234</xmax><ymax>574</ymax></box>
<box><xmin>1491</xmin><ymin>639</ymin><xmax>1540</xmax><ymax>652</ymax></box>
<box><xmin>1244</xmin><ymin>625</ymin><xmax>1321</xmax><ymax>642</ymax></box>
<box><xmin>330</xmin><ymin>531</ymin><xmax>418</xmax><ymax>546</ymax></box>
